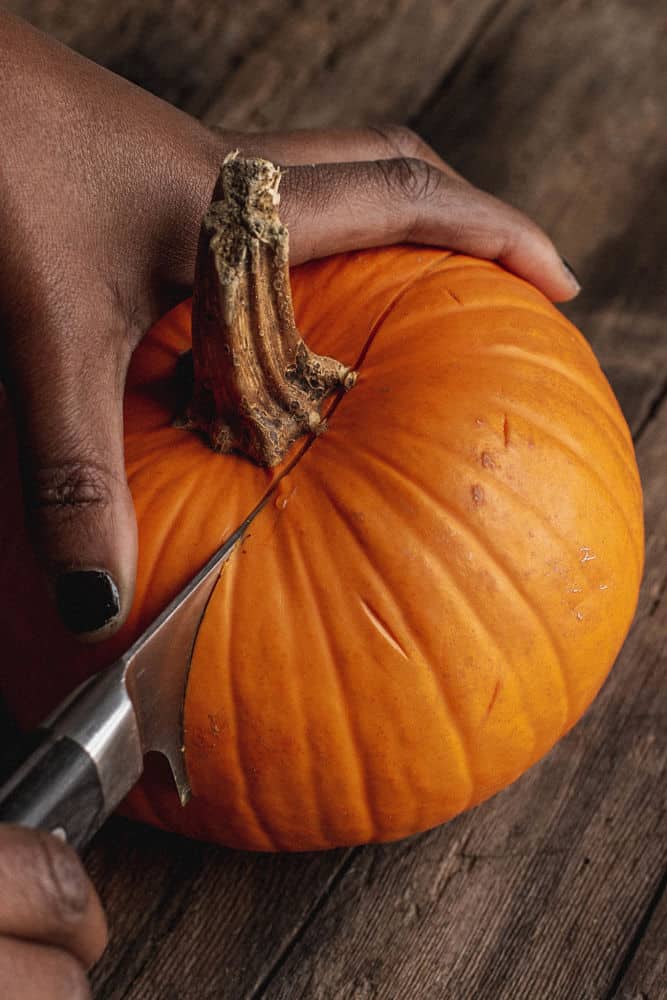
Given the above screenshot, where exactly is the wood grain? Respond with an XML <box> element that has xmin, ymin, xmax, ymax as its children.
<box><xmin>5</xmin><ymin>0</ymin><xmax>501</xmax><ymax>127</ymax></box>
<box><xmin>608</xmin><ymin>880</ymin><xmax>667</xmax><ymax>1000</ymax></box>
<box><xmin>1</xmin><ymin>2</ymin><xmax>665</xmax><ymax>998</ymax></box>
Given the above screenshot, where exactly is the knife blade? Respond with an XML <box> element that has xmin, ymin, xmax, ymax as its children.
<box><xmin>0</xmin><ymin>510</ymin><xmax>256</xmax><ymax>850</ymax></box>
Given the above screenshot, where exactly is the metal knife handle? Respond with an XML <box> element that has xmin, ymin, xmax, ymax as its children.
<box><xmin>0</xmin><ymin>732</ymin><xmax>105</xmax><ymax>850</ymax></box>
<box><xmin>0</xmin><ymin>660</ymin><xmax>144</xmax><ymax>851</ymax></box>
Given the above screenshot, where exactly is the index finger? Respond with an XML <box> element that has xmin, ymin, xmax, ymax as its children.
<box><xmin>276</xmin><ymin>158</ymin><xmax>579</xmax><ymax>302</ymax></box>
<box><xmin>213</xmin><ymin>123</ymin><xmax>466</xmax><ymax>179</ymax></box>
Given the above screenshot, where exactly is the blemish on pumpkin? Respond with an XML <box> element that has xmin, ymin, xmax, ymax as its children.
<box><xmin>471</xmin><ymin>484</ymin><xmax>485</xmax><ymax>506</ymax></box>
<box><xmin>579</xmin><ymin>546</ymin><xmax>596</xmax><ymax>563</ymax></box>
<box><xmin>485</xmin><ymin>679</ymin><xmax>502</xmax><ymax>719</ymax></box>
<box><xmin>575</xmin><ymin>610</ymin><xmax>584</xmax><ymax>621</ymax></box>
<box><xmin>208</xmin><ymin>714</ymin><xmax>221</xmax><ymax>738</ymax></box>
<box><xmin>447</xmin><ymin>289</ymin><xmax>462</xmax><ymax>305</ymax></box>
<box><xmin>599</xmin><ymin>583</ymin><xmax>609</xmax><ymax>590</ymax></box>
<box><xmin>359</xmin><ymin>597</ymin><xmax>409</xmax><ymax>660</ymax></box>
<box><xmin>481</xmin><ymin>451</ymin><xmax>495</xmax><ymax>470</ymax></box>
<box><xmin>503</xmin><ymin>415</ymin><xmax>510</xmax><ymax>448</ymax></box>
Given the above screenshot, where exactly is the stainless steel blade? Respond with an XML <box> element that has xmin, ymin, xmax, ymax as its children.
<box><xmin>120</xmin><ymin>514</ymin><xmax>252</xmax><ymax>805</ymax></box>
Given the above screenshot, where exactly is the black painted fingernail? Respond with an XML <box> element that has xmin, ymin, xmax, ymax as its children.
<box><xmin>560</xmin><ymin>256</ymin><xmax>582</xmax><ymax>292</ymax></box>
<box><xmin>55</xmin><ymin>570</ymin><xmax>120</xmax><ymax>634</ymax></box>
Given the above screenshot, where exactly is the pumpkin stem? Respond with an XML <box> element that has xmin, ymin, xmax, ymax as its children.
<box><xmin>178</xmin><ymin>153</ymin><xmax>356</xmax><ymax>466</ymax></box>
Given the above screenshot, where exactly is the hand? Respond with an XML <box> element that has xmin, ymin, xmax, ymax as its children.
<box><xmin>0</xmin><ymin>12</ymin><xmax>580</xmax><ymax>640</ymax></box>
<box><xmin>0</xmin><ymin>825</ymin><xmax>107</xmax><ymax>999</ymax></box>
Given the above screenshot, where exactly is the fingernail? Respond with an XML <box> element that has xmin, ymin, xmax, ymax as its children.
<box><xmin>560</xmin><ymin>256</ymin><xmax>582</xmax><ymax>292</ymax></box>
<box><xmin>55</xmin><ymin>570</ymin><xmax>120</xmax><ymax>634</ymax></box>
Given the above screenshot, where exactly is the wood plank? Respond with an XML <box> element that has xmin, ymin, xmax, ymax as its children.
<box><xmin>608</xmin><ymin>877</ymin><xmax>667</xmax><ymax>1000</ymax></box>
<box><xmin>4</xmin><ymin>0</ymin><xmax>296</xmax><ymax>118</ymax></box>
<box><xmin>86</xmin><ymin>820</ymin><xmax>354</xmax><ymax>999</ymax></box>
<box><xmin>200</xmin><ymin>0</ymin><xmax>502</xmax><ymax>131</ymax></box>
<box><xmin>5</xmin><ymin>0</ymin><xmax>501</xmax><ymax>128</ymax></box>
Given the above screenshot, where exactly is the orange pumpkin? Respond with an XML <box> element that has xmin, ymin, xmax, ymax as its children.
<box><xmin>0</xmin><ymin>246</ymin><xmax>643</xmax><ymax>850</ymax></box>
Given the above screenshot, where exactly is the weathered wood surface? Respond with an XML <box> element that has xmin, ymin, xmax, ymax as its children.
<box><xmin>3</xmin><ymin>1</ymin><xmax>666</xmax><ymax>998</ymax></box>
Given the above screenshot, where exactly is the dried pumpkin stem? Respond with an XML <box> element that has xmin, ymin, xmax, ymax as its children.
<box><xmin>179</xmin><ymin>153</ymin><xmax>356</xmax><ymax>466</ymax></box>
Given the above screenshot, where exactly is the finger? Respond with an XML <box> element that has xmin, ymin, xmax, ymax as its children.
<box><xmin>0</xmin><ymin>826</ymin><xmax>107</xmax><ymax>970</ymax></box>
<box><xmin>0</xmin><ymin>938</ymin><xmax>91</xmax><ymax>1000</ymax></box>
<box><xmin>3</xmin><ymin>291</ymin><xmax>137</xmax><ymax>640</ymax></box>
<box><xmin>216</xmin><ymin>123</ymin><xmax>465</xmax><ymax>180</ymax></box>
<box><xmin>276</xmin><ymin>158</ymin><xmax>579</xmax><ymax>302</ymax></box>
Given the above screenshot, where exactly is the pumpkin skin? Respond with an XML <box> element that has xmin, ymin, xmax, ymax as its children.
<box><xmin>0</xmin><ymin>247</ymin><xmax>643</xmax><ymax>850</ymax></box>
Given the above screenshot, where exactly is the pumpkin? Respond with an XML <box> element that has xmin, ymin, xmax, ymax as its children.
<box><xmin>0</xmin><ymin>164</ymin><xmax>643</xmax><ymax>852</ymax></box>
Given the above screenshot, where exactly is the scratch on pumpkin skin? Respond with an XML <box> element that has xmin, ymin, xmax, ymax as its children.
<box><xmin>503</xmin><ymin>414</ymin><xmax>510</xmax><ymax>448</ymax></box>
<box><xmin>485</xmin><ymin>679</ymin><xmax>502</xmax><ymax>720</ymax></box>
<box><xmin>359</xmin><ymin>597</ymin><xmax>409</xmax><ymax>661</ymax></box>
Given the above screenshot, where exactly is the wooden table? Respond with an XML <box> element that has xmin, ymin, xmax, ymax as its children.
<box><xmin>5</xmin><ymin>2</ymin><xmax>666</xmax><ymax>997</ymax></box>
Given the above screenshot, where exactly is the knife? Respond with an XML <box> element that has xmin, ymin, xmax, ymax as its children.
<box><xmin>0</xmin><ymin>512</ymin><xmax>254</xmax><ymax>851</ymax></box>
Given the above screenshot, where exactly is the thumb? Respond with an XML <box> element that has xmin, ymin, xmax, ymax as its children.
<box><xmin>6</xmin><ymin>312</ymin><xmax>137</xmax><ymax>641</ymax></box>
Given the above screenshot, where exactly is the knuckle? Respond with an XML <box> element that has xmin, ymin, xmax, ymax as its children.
<box><xmin>25</xmin><ymin>460</ymin><xmax>113</xmax><ymax>518</ymax></box>
<box><xmin>379</xmin><ymin>156</ymin><xmax>440</xmax><ymax>204</ymax></box>
<box><xmin>33</xmin><ymin>832</ymin><xmax>91</xmax><ymax>929</ymax></box>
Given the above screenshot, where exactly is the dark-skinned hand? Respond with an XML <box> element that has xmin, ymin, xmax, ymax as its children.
<box><xmin>0</xmin><ymin>9</ymin><xmax>579</xmax><ymax>641</ymax></box>
<box><xmin>0</xmin><ymin>826</ymin><xmax>107</xmax><ymax>999</ymax></box>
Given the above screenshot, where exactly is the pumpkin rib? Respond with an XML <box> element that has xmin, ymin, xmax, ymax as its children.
<box><xmin>479</xmin><ymin>344</ymin><xmax>636</xmax><ymax>471</ymax></box>
<box><xmin>420</xmin><ymin>294</ymin><xmax>576</xmax><ymax>327</ymax></box>
<box><xmin>353</xmin><ymin>439</ymin><xmax>567</xmax><ymax>748</ymax></box>
<box><xmin>399</xmin><ymin>260</ymin><xmax>577</xmax><ymax>322</ymax></box>
<box><xmin>124</xmin><ymin>440</ymin><xmax>173</xmax><ymax>478</ymax></box>
<box><xmin>290</xmin><ymin>519</ymin><xmax>378</xmax><ymax>842</ymax></box>
<box><xmin>321</xmin><ymin>489</ymin><xmax>477</xmax><ymax>828</ymax></box>
<box><xmin>319</xmin><ymin>454</ymin><xmax>528</xmax><ymax>796</ymax></box>
<box><xmin>341</xmin><ymin>255</ymin><xmax>458</xmax><ymax>379</ymax></box>
<box><xmin>138</xmin><ymin>460</ymin><xmax>216</xmax><ymax>617</ymax></box>
<box><xmin>495</xmin><ymin>397</ymin><xmax>644</xmax><ymax>580</ymax></box>
<box><xmin>315</xmin><ymin>476</ymin><xmax>475</xmax><ymax>828</ymax></box>
<box><xmin>220</xmin><ymin>551</ymin><xmax>281</xmax><ymax>851</ymax></box>
<box><xmin>184</xmin><ymin>550</ymin><xmax>278</xmax><ymax>850</ymax></box>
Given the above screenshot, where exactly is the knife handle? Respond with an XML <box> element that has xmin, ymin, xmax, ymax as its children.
<box><xmin>0</xmin><ymin>661</ymin><xmax>144</xmax><ymax>851</ymax></box>
<box><xmin>0</xmin><ymin>731</ymin><xmax>105</xmax><ymax>850</ymax></box>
